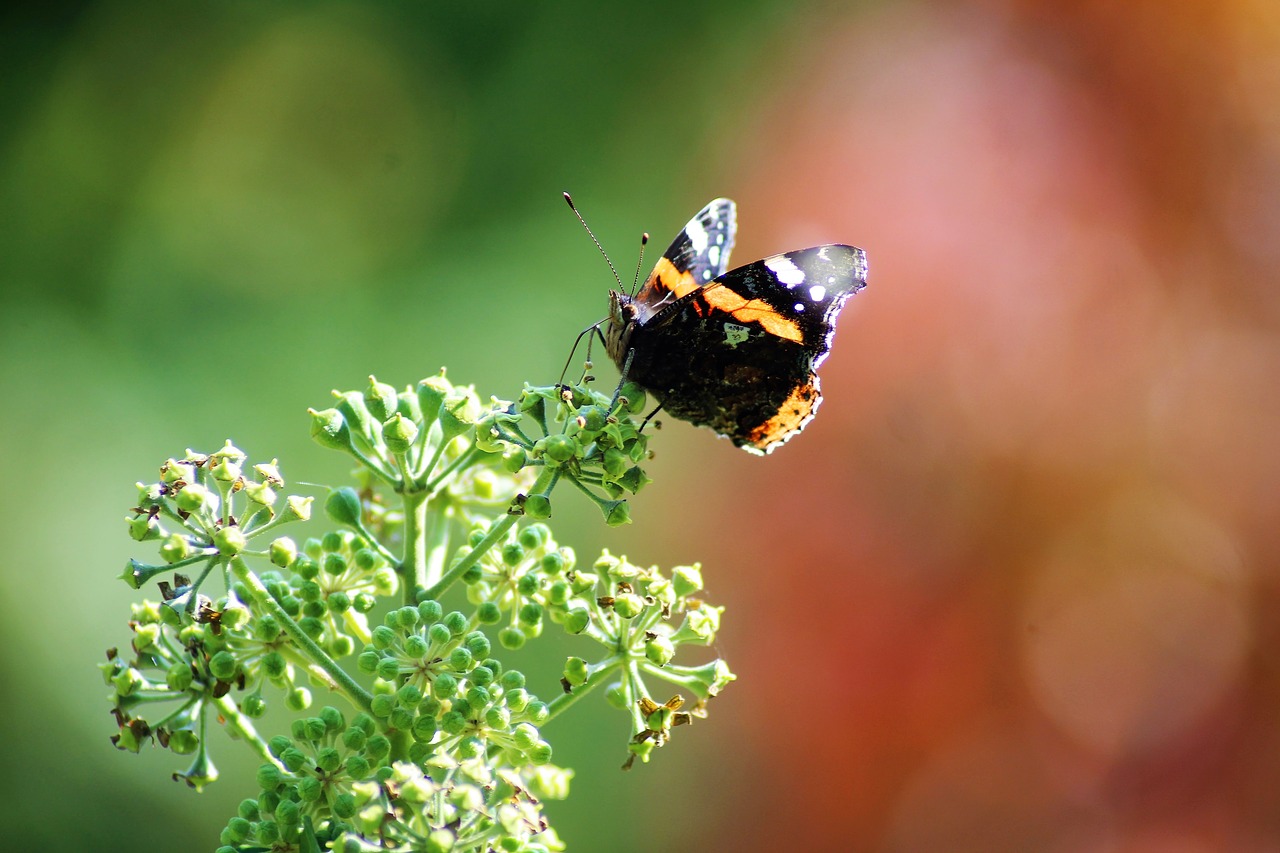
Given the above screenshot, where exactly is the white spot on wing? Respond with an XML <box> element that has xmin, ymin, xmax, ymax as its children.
<box><xmin>686</xmin><ymin>218</ymin><xmax>709</xmax><ymax>253</ymax></box>
<box><xmin>809</xmin><ymin>284</ymin><xmax>826</xmax><ymax>302</ymax></box>
<box><xmin>707</xmin><ymin>244</ymin><xmax>720</xmax><ymax>267</ymax></box>
<box><xmin>764</xmin><ymin>255</ymin><xmax>805</xmax><ymax>287</ymax></box>
<box><xmin>794</xmin><ymin>302</ymin><xmax>805</xmax><ymax>312</ymax></box>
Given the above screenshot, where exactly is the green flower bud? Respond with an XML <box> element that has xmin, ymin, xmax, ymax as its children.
<box><xmin>542</xmin><ymin>434</ymin><xmax>576</xmax><ymax>464</ymax></box>
<box><xmin>523</xmin><ymin>494</ymin><xmax>552</xmax><ymax>519</ymax></box>
<box><xmin>438</xmin><ymin>610</ymin><xmax>464</xmax><ymax>636</ymax></box>
<box><xmin>128</xmin><ymin>513</ymin><xmax>162</xmax><ymax>542</ymax></box>
<box><xmin>617</xmin><ymin>382</ymin><xmax>647</xmax><ymax>414</ymax></box>
<box><xmin>498</xmin><ymin>626</ymin><xmax>526</xmax><ymax>650</ymax></box>
<box><xmin>617</xmin><ymin>466</ymin><xmax>651</xmax><ymax>494</ymax></box>
<box><xmin>672</xmin><ymin>563</ymin><xmax>703</xmax><ymax>597</ymax></box>
<box><xmin>253</xmin><ymin>459</ymin><xmax>283</xmax><ymax>486</ymax></box>
<box><xmin>382</xmin><ymin>413</ymin><xmax>419</xmax><ymax>454</ymax></box>
<box><xmin>256</xmin><ymin>763</ymin><xmax>285</xmax><ymax>792</ymax></box>
<box><xmin>612</xmin><ymin>592</ymin><xmax>643</xmax><ymax>618</ymax></box>
<box><xmin>411</xmin><ymin>714</ymin><xmax>439</xmax><ymax>743</ymax></box>
<box><xmin>324</xmin><ymin>487</ymin><xmax>363</xmax><ymax>528</ymax></box>
<box><xmin>562</xmin><ymin>608</ymin><xmax>590</xmax><ymax>634</ymax></box>
<box><xmin>426</xmin><ymin>828</ymin><xmax>456</xmax><ymax>853</ymax></box>
<box><xmin>242</xmin><ymin>481</ymin><xmax>276</xmax><ymax>507</ymax></box>
<box><xmin>210</xmin><ymin>457</ymin><xmax>242</xmax><ymax>483</ymax></box>
<box><xmin>269</xmin><ymin>537</ymin><xmax>297</xmax><ymax>568</ymax></box>
<box><xmin>465</xmin><ymin>632</ymin><xmax>491</xmax><ymax>659</ymax></box>
<box><xmin>438</xmin><ymin>386</ymin><xmax>482</xmax><ymax>443</ymax></box>
<box><xmin>278</xmin><ymin>495</ymin><xmax>312</xmax><ymax>523</ymax></box>
<box><xmin>417</xmin><ymin>372</ymin><xmax>452</xmax><ymax>425</ymax></box>
<box><xmin>166</xmin><ymin>661</ymin><xmax>194</xmax><ymax>692</ymax></box>
<box><xmin>223</xmin><ymin>817</ymin><xmax>252</xmax><ymax>844</ymax></box>
<box><xmin>645</xmin><ymin>635</ymin><xmax>675</xmax><ymax>666</ymax></box>
<box><xmin>518</xmin><ymin>602</ymin><xmax>543</xmax><ymax>626</ymax></box>
<box><xmin>213</xmin><ymin>526</ymin><xmax>245</xmax><ymax>556</ymax></box>
<box><xmin>209</xmin><ymin>650</ymin><xmax>238</xmax><ymax>681</ymax></box>
<box><xmin>159</xmin><ymin>459</ymin><xmax>194</xmax><ymax>485</ymax></box>
<box><xmin>526</xmin><ymin>741</ymin><xmax>553</xmax><ymax>765</ymax></box>
<box><xmin>448</xmin><ymin>647</ymin><xmax>474</xmax><ymax>672</ymax></box>
<box><xmin>501</xmin><ymin>542</ymin><xmax>524</xmax><ymax>566</ymax></box>
<box><xmin>397</xmin><ymin>683</ymin><xmax>423</xmax><ymax>707</ymax></box>
<box><xmin>159</xmin><ymin>534</ymin><xmax>190</xmax><ymax>563</ymax></box>
<box><xmin>604</xmin><ymin>681</ymin><xmax>628</xmax><ymax>710</ymax></box>
<box><xmin>309</xmin><ymin>407</ymin><xmax>354</xmax><ymax>452</ymax></box>
<box><xmin>175</xmin><ymin>483</ymin><xmax>214</xmax><ymax>515</ymax></box>
<box><xmin>365</xmin><ymin>376</ymin><xmax>399</xmax><ymax>423</ymax></box>
<box><xmin>601</xmin><ymin>500</ymin><xmax>631</xmax><ymax>527</ymax></box>
<box><xmin>602</xmin><ymin>446</ymin><xmax>628</xmax><ymax>478</ymax></box>
<box><xmin>476</xmin><ymin>601</ymin><xmax>501</xmax><ymax>624</ymax></box>
<box><xmin>563</xmin><ymin>657</ymin><xmax>588</xmax><ymax>686</ymax></box>
<box><xmin>242</xmin><ymin>693</ymin><xmax>267</xmax><ymax>717</ymax></box>
<box><xmin>332</xmin><ymin>390</ymin><xmax>376</xmax><ymax>445</ymax></box>
<box><xmin>432</xmin><ymin>673</ymin><xmax>458</xmax><ymax>700</ymax></box>
<box><xmin>502</xmin><ymin>446</ymin><xmax>527</xmax><ymax>473</ymax></box>
<box><xmin>370</xmin><ymin>693</ymin><xmax>394</xmax><ymax>719</ymax></box>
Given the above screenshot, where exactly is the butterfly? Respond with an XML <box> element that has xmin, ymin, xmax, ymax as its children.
<box><xmin>601</xmin><ymin>198</ymin><xmax>867</xmax><ymax>454</ymax></box>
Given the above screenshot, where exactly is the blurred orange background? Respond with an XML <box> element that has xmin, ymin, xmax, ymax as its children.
<box><xmin>2</xmin><ymin>1</ymin><xmax>1278</xmax><ymax>850</ymax></box>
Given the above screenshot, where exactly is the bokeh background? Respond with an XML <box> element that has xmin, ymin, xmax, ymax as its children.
<box><xmin>4</xmin><ymin>0</ymin><xmax>1280</xmax><ymax>850</ymax></box>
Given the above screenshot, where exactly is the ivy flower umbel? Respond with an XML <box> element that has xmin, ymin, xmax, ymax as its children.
<box><xmin>475</xmin><ymin>380</ymin><xmax>653</xmax><ymax>526</ymax></box>
<box><xmin>455</xmin><ymin>519</ymin><xmax>575</xmax><ymax>650</ymax></box>
<box><xmin>357</xmin><ymin>600</ymin><xmax>555</xmax><ymax>768</ymax></box>
<box><xmin>109</xmin><ymin>371</ymin><xmax>731</xmax><ymax>852</ymax></box>
<box><xmin>338</xmin><ymin>758</ymin><xmax>568</xmax><ymax>853</ymax></box>
<box><xmin>547</xmin><ymin>552</ymin><xmax>736</xmax><ymax>767</ymax></box>
<box><xmin>219</xmin><ymin>706</ymin><xmax>386</xmax><ymax>850</ymax></box>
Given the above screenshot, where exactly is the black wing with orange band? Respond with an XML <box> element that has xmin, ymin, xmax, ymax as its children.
<box><xmin>630</xmin><ymin>198</ymin><xmax>736</xmax><ymax>319</ymax></box>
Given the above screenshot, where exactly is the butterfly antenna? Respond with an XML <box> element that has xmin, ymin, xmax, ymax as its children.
<box><xmin>629</xmin><ymin>232</ymin><xmax>649</xmax><ymax>297</ymax></box>
<box><xmin>564</xmin><ymin>192</ymin><xmax>623</xmax><ymax>290</ymax></box>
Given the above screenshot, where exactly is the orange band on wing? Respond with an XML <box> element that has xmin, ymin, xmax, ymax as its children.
<box><xmin>747</xmin><ymin>382</ymin><xmax>819</xmax><ymax>449</ymax></box>
<box><xmin>650</xmin><ymin>257</ymin><xmax>700</xmax><ymax>300</ymax></box>
<box><xmin>651</xmin><ymin>257</ymin><xmax>803</xmax><ymax>343</ymax></box>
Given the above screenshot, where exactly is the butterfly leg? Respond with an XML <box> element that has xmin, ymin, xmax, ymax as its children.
<box><xmin>638</xmin><ymin>403</ymin><xmax>664</xmax><ymax>435</ymax></box>
<box><xmin>608</xmin><ymin>347</ymin><xmax>637</xmax><ymax>411</ymax></box>
<box><xmin>557</xmin><ymin>318</ymin><xmax>608</xmax><ymax>389</ymax></box>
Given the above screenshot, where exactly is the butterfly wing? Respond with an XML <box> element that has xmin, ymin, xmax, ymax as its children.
<box><xmin>627</xmin><ymin>243</ymin><xmax>868</xmax><ymax>453</ymax></box>
<box><xmin>629</xmin><ymin>198</ymin><xmax>737</xmax><ymax>321</ymax></box>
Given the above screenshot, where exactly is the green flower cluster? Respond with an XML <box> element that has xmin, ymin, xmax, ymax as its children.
<box><xmin>551</xmin><ymin>552</ymin><xmax>736</xmax><ymax>767</ymax></box>
<box><xmin>476</xmin><ymin>380</ymin><xmax>654</xmax><ymax>526</ymax></box>
<box><xmin>106</xmin><ymin>372</ymin><xmax>733</xmax><ymax>852</ymax></box>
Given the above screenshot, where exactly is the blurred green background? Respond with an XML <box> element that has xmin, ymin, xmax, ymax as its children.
<box><xmin>6</xmin><ymin>0</ymin><xmax>1280</xmax><ymax>850</ymax></box>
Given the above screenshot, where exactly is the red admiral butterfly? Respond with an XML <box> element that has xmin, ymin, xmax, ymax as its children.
<box><xmin>597</xmin><ymin>198</ymin><xmax>867</xmax><ymax>454</ymax></box>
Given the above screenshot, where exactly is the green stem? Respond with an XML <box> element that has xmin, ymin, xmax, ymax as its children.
<box><xmin>422</xmin><ymin>500</ymin><xmax>454</xmax><ymax>591</ymax></box>
<box><xmin>624</xmin><ymin>660</ymin><xmax>650</xmax><ymax>733</ymax></box>
<box><xmin>400</xmin><ymin>490</ymin><xmax>430</xmax><ymax>601</ymax></box>
<box><xmin>415</xmin><ymin>434</ymin><xmax>453</xmax><ymax>484</ymax></box>
<box><xmin>420</xmin><ymin>513</ymin><xmax>517</xmax><ymax>603</ymax></box>
<box><xmin>212</xmin><ymin>694</ymin><xmax>286</xmax><ymax>771</ymax></box>
<box><xmin>422</xmin><ymin>444</ymin><xmax>483</xmax><ymax>497</ymax></box>
<box><xmin>228</xmin><ymin>556</ymin><xmax>373</xmax><ymax>716</ymax></box>
<box><xmin>544</xmin><ymin>655</ymin><xmax>625</xmax><ymax>722</ymax></box>
<box><xmin>419</xmin><ymin>467</ymin><xmax>556</xmax><ymax>601</ymax></box>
